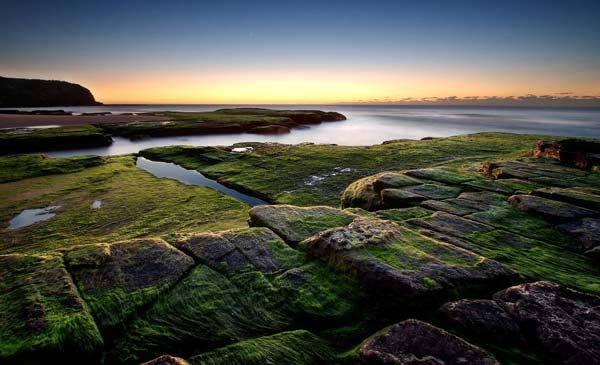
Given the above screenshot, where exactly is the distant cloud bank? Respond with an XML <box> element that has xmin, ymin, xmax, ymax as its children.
<box><xmin>350</xmin><ymin>94</ymin><xmax>600</xmax><ymax>107</ymax></box>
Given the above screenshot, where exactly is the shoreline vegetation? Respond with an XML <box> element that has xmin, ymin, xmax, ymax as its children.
<box><xmin>0</xmin><ymin>108</ymin><xmax>345</xmax><ymax>154</ymax></box>
<box><xmin>1</xmin><ymin>112</ymin><xmax>600</xmax><ymax>364</ymax></box>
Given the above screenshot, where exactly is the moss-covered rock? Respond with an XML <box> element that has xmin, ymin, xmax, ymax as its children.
<box><xmin>248</xmin><ymin>205</ymin><xmax>356</xmax><ymax>246</ymax></box>
<box><xmin>0</xmin><ymin>254</ymin><xmax>103</xmax><ymax>363</ymax></box>
<box><xmin>508</xmin><ymin>194</ymin><xmax>597</xmax><ymax>220</ymax></box>
<box><xmin>64</xmin><ymin>238</ymin><xmax>195</xmax><ymax>330</ymax></box>
<box><xmin>300</xmin><ymin>217</ymin><xmax>518</xmax><ymax>304</ymax></box>
<box><xmin>110</xmin><ymin>228</ymin><xmax>364</xmax><ymax>364</ymax></box>
<box><xmin>186</xmin><ymin>330</ymin><xmax>336</xmax><ymax>365</ymax></box>
<box><xmin>359</xmin><ymin>319</ymin><xmax>500</xmax><ymax>365</ymax></box>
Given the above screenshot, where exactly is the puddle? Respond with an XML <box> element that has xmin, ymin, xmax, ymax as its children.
<box><xmin>8</xmin><ymin>205</ymin><xmax>62</xmax><ymax>230</ymax></box>
<box><xmin>92</xmin><ymin>200</ymin><xmax>102</xmax><ymax>209</ymax></box>
<box><xmin>136</xmin><ymin>157</ymin><xmax>268</xmax><ymax>206</ymax></box>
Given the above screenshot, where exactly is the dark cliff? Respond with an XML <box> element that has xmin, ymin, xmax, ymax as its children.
<box><xmin>0</xmin><ymin>76</ymin><xmax>102</xmax><ymax>107</ymax></box>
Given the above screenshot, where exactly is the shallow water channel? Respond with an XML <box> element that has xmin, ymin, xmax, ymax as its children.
<box><xmin>136</xmin><ymin>157</ymin><xmax>268</xmax><ymax>206</ymax></box>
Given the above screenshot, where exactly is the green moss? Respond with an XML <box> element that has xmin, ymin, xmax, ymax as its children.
<box><xmin>140</xmin><ymin>132</ymin><xmax>546</xmax><ymax>206</ymax></box>
<box><xmin>187</xmin><ymin>330</ymin><xmax>336</xmax><ymax>365</ymax></box>
<box><xmin>0</xmin><ymin>125</ymin><xmax>111</xmax><ymax>154</ymax></box>
<box><xmin>0</xmin><ymin>155</ymin><xmax>248</xmax><ymax>255</ymax></box>
<box><xmin>0</xmin><ymin>254</ymin><xmax>103</xmax><ymax>361</ymax></box>
<box><xmin>464</xmin><ymin>230</ymin><xmax>600</xmax><ymax>294</ymax></box>
<box><xmin>423</xmin><ymin>277</ymin><xmax>439</xmax><ymax>289</ymax></box>
<box><xmin>376</xmin><ymin>207</ymin><xmax>433</xmax><ymax>222</ymax></box>
<box><xmin>110</xmin><ymin>232</ymin><xmax>365</xmax><ymax>363</ymax></box>
<box><xmin>466</xmin><ymin>206</ymin><xmax>574</xmax><ymax>248</ymax></box>
<box><xmin>0</xmin><ymin>154</ymin><xmax>105</xmax><ymax>183</ymax></box>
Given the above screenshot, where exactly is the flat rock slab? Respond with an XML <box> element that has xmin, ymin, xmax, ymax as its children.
<box><xmin>410</xmin><ymin>211</ymin><xmax>494</xmax><ymax>238</ymax></box>
<box><xmin>405</xmin><ymin>167</ymin><xmax>474</xmax><ymax>184</ymax></box>
<box><xmin>403</xmin><ymin>183</ymin><xmax>462</xmax><ymax>200</ymax></box>
<box><xmin>508</xmin><ymin>194</ymin><xmax>597</xmax><ymax>220</ymax></box>
<box><xmin>300</xmin><ymin>216</ymin><xmax>516</xmax><ymax>302</ymax></box>
<box><xmin>372</xmin><ymin>172</ymin><xmax>422</xmax><ymax>191</ymax></box>
<box><xmin>420</xmin><ymin>199</ymin><xmax>479</xmax><ymax>216</ymax></box>
<box><xmin>0</xmin><ymin>254</ymin><xmax>103</xmax><ymax>361</ymax></box>
<box><xmin>381</xmin><ymin>188</ymin><xmax>426</xmax><ymax>208</ymax></box>
<box><xmin>174</xmin><ymin>227</ymin><xmax>283</xmax><ymax>273</ymax></box>
<box><xmin>248</xmin><ymin>205</ymin><xmax>356</xmax><ymax>246</ymax></box>
<box><xmin>465</xmin><ymin>178</ymin><xmax>542</xmax><ymax>195</ymax></box>
<box><xmin>533</xmin><ymin>187</ymin><xmax>600</xmax><ymax>211</ymax></box>
<box><xmin>359</xmin><ymin>319</ymin><xmax>500</xmax><ymax>365</ymax></box>
<box><xmin>558</xmin><ymin>218</ymin><xmax>600</xmax><ymax>250</ymax></box>
<box><xmin>64</xmin><ymin>238</ymin><xmax>194</xmax><ymax>329</ymax></box>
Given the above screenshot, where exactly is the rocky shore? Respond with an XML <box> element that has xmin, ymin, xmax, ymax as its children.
<box><xmin>1</xmin><ymin>134</ymin><xmax>599</xmax><ymax>364</ymax></box>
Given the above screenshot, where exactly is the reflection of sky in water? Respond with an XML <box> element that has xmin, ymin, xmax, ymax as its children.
<box><xmin>36</xmin><ymin>105</ymin><xmax>600</xmax><ymax>157</ymax></box>
<box><xmin>8</xmin><ymin>205</ymin><xmax>61</xmax><ymax>230</ymax></box>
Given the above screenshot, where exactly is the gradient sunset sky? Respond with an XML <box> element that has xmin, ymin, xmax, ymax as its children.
<box><xmin>2</xmin><ymin>0</ymin><xmax>599</xmax><ymax>104</ymax></box>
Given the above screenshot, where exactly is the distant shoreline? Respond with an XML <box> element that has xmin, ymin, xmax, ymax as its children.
<box><xmin>0</xmin><ymin>114</ymin><xmax>168</xmax><ymax>128</ymax></box>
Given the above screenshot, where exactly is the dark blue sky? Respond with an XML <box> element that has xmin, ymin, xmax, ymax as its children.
<box><xmin>1</xmin><ymin>0</ymin><xmax>599</xmax><ymax>103</ymax></box>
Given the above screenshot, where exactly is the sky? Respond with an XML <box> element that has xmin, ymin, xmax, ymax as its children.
<box><xmin>1</xmin><ymin>0</ymin><xmax>599</xmax><ymax>104</ymax></box>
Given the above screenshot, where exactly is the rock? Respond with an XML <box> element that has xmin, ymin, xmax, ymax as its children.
<box><xmin>558</xmin><ymin>218</ymin><xmax>600</xmax><ymax>250</ymax></box>
<box><xmin>410</xmin><ymin>212</ymin><xmax>494</xmax><ymax>238</ymax></box>
<box><xmin>174</xmin><ymin>227</ymin><xmax>282</xmax><ymax>273</ymax></box>
<box><xmin>420</xmin><ymin>199</ymin><xmax>479</xmax><ymax>216</ymax></box>
<box><xmin>533</xmin><ymin>187</ymin><xmax>600</xmax><ymax>211</ymax></box>
<box><xmin>341</xmin><ymin>172</ymin><xmax>421</xmax><ymax>210</ymax></box>
<box><xmin>404</xmin><ymin>183</ymin><xmax>462</xmax><ymax>200</ymax></box>
<box><xmin>248</xmin><ymin>205</ymin><xmax>356</xmax><ymax>246</ymax></box>
<box><xmin>359</xmin><ymin>319</ymin><xmax>500</xmax><ymax>365</ymax></box>
<box><xmin>300</xmin><ymin>216</ymin><xmax>517</xmax><ymax>303</ymax></box>
<box><xmin>494</xmin><ymin>281</ymin><xmax>600</xmax><ymax>365</ymax></box>
<box><xmin>508</xmin><ymin>194</ymin><xmax>597</xmax><ymax>220</ymax></box>
<box><xmin>0</xmin><ymin>254</ymin><xmax>103</xmax><ymax>361</ymax></box>
<box><xmin>141</xmin><ymin>355</ymin><xmax>190</xmax><ymax>365</ymax></box>
<box><xmin>534</xmin><ymin>139</ymin><xmax>600</xmax><ymax>170</ymax></box>
<box><xmin>376</xmin><ymin>207</ymin><xmax>434</xmax><ymax>222</ymax></box>
<box><xmin>405</xmin><ymin>167</ymin><xmax>474</xmax><ymax>184</ymax></box>
<box><xmin>372</xmin><ymin>173</ymin><xmax>422</xmax><ymax>191</ymax></box>
<box><xmin>439</xmin><ymin>299</ymin><xmax>520</xmax><ymax>342</ymax></box>
<box><xmin>64</xmin><ymin>238</ymin><xmax>195</xmax><ymax>329</ymax></box>
<box><xmin>381</xmin><ymin>188</ymin><xmax>427</xmax><ymax>208</ymax></box>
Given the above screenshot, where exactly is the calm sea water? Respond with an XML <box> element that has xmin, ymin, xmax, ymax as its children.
<box><xmin>5</xmin><ymin>105</ymin><xmax>598</xmax><ymax>157</ymax></box>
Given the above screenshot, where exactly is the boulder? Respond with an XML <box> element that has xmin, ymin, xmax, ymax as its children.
<box><xmin>359</xmin><ymin>319</ymin><xmax>500</xmax><ymax>365</ymax></box>
<box><xmin>341</xmin><ymin>172</ymin><xmax>421</xmax><ymax>210</ymax></box>
<box><xmin>439</xmin><ymin>299</ymin><xmax>520</xmax><ymax>342</ymax></box>
<box><xmin>64</xmin><ymin>238</ymin><xmax>195</xmax><ymax>329</ymax></box>
<box><xmin>248</xmin><ymin>205</ymin><xmax>356</xmax><ymax>246</ymax></box>
<box><xmin>494</xmin><ymin>281</ymin><xmax>600</xmax><ymax>365</ymax></box>
<box><xmin>300</xmin><ymin>216</ymin><xmax>517</xmax><ymax>303</ymax></box>
<box><xmin>508</xmin><ymin>194</ymin><xmax>597</xmax><ymax>220</ymax></box>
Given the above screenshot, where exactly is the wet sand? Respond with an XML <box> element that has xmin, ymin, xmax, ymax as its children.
<box><xmin>0</xmin><ymin>114</ymin><xmax>169</xmax><ymax>128</ymax></box>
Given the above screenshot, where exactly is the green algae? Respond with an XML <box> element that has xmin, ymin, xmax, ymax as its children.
<box><xmin>0</xmin><ymin>254</ymin><xmax>103</xmax><ymax>362</ymax></box>
<box><xmin>186</xmin><ymin>330</ymin><xmax>337</xmax><ymax>365</ymax></box>
<box><xmin>0</xmin><ymin>155</ymin><xmax>249</xmax><ymax>255</ymax></box>
<box><xmin>140</xmin><ymin>132</ymin><xmax>546</xmax><ymax>206</ymax></box>
<box><xmin>0</xmin><ymin>154</ymin><xmax>105</xmax><ymax>183</ymax></box>
<box><xmin>0</xmin><ymin>125</ymin><xmax>111</xmax><ymax>154</ymax></box>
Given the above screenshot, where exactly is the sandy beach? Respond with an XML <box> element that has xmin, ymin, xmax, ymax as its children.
<box><xmin>0</xmin><ymin>113</ymin><xmax>169</xmax><ymax>128</ymax></box>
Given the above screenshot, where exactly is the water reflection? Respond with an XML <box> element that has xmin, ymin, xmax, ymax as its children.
<box><xmin>8</xmin><ymin>205</ymin><xmax>62</xmax><ymax>230</ymax></box>
<box><xmin>30</xmin><ymin>105</ymin><xmax>600</xmax><ymax>158</ymax></box>
<box><xmin>136</xmin><ymin>157</ymin><xmax>267</xmax><ymax>206</ymax></box>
